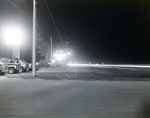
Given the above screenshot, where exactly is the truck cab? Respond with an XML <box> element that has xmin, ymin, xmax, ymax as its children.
<box><xmin>50</xmin><ymin>50</ymin><xmax>66</xmax><ymax>67</ymax></box>
<box><xmin>10</xmin><ymin>58</ymin><xmax>30</xmax><ymax>72</ymax></box>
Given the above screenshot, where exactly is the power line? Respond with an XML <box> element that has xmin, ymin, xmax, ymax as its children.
<box><xmin>8</xmin><ymin>0</ymin><xmax>65</xmax><ymax>49</ymax></box>
<box><xmin>8</xmin><ymin>0</ymin><xmax>51</xmax><ymax>44</ymax></box>
<box><xmin>7</xmin><ymin>0</ymin><xmax>64</xmax><ymax>57</ymax></box>
<box><xmin>39</xmin><ymin>0</ymin><xmax>58</xmax><ymax>35</ymax></box>
<box><xmin>39</xmin><ymin>0</ymin><xmax>65</xmax><ymax>49</ymax></box>
<box><xmin>44</xmin><ymin>0</ymin><xmax>65</xmax><ymax>47</ymax></box>
<box><xmin>54</xmin><ymin>1</ymin><xmax>70</xmax><ymax>42</ymax></box>
<box><xmin>8</xmin><ymin>0</ymin><xmax>32</xmax><ymax>20</ymax></box>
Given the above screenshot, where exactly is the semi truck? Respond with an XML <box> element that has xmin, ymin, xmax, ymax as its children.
<box><xmin>49</xmin><ymin>50</ymin><xmax>67</xmax><ymax>67</ymax></box>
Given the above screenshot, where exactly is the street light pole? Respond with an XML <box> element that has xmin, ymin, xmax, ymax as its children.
<box><xmin>13</xmin><ymin>45</ymin><xmax>20</xmax><ymax>59</ymax></box>
<box><xmin>32</xmin><ymin>0</ymin><xmax>36</xmax><ymax>76</ymax></box>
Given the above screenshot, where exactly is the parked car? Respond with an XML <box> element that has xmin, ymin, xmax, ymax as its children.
<box><xmin>0</xmin><ymin>61</ymin><xmax>8</xmax><ymax>75</ymax></box>
<box><xmin>0</xmin><ymin>58</ymin><xmax>21</xmax><ymax>74</ymax></box>
<box><xmin>10</xmin><ymin>58</ymin><xmax>30</xmax><ymax>72</ymax></box>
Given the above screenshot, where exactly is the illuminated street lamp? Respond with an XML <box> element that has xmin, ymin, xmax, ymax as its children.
<box><xmin>3</xmin><ymin>27</ymin><xmax>22</xmax><ymax>58</ymax></box>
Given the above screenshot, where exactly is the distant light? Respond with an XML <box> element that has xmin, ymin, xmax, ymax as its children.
<box><xmin>54</xmin><ymin>53</ymin><xmax>65</xmax><ymax>57</ymax></box>
<box><xmin>36</xmin><ymin>62</ymin><xmax>39</xmax><ymax>66</ymax></box>
<box><xmin>51</xmin><ymin>60</ymin><xmax>55</xmax><ymax>63</ymax></box>
<box><xmin>56</xmin><ymin>57</ymin><xmax>63</xmax><ymax>60</ymax></box>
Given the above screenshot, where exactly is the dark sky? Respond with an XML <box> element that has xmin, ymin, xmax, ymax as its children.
<box><xmin>0</xmin><ymin>0</ymin><xmax>150</xmax><ymax>64</ymax></box>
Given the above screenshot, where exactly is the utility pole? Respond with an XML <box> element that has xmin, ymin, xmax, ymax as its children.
<box><xmin>65</xmin><ymin>42</ymin><xmax>69</xmax><ymax>59</ymax></box>
<box><xmin>50</xmin><ymin>37</ymin><xmax>52</xmax><ymax>61</ymax></box>
<box><xmin>65</xmin><ymin>42</ymin><xmax>69</xmax><ymax>54</ymax></box>
<box><xmin>32</xmin><ymin>0</ymin><xmax>36</xmax><ymax>76</ymax></box>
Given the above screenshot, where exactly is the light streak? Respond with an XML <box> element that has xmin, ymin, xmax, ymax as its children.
<box><xmin>67</xmin><ymin>64</ymin><xmax>150</xmax><ymax>68</ymax></box>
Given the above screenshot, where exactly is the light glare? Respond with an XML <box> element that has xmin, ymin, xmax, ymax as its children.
<box><xmin>4</xmin><ymin>28</ymin><xmax>22</xmax><ymax>45</ymax></box>
<box><xmin>67</xmin><ymin>64</ymin><xmax>150</xmax><ymax>68</ymax></box>
<box><xmin>54</xmin><ymin>53</ymin><xmax>65</xmax><ymax>57</ymax></box>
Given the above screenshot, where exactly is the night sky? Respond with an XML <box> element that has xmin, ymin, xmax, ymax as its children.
<box><xmin>0</xmin><ymin>0</ymin><xmax>150</xmax><ymax>64</ymax></box>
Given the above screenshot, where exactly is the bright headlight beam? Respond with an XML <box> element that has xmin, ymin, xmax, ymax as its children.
<box><xmin>67</xmin><ymin>64</ymin><xmax>150</xmax><ymax>68</ymax></box>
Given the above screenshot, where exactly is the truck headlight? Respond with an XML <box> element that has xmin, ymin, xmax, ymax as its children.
<box><xmin>51</xmin><ymin>60</ymin><xmax>55</xmax><ymax>63</ymax></box>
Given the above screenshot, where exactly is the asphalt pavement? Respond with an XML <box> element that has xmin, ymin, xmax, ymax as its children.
<box><xmin>0</xmin><ymin>76</ymin><xmax>150</xmax><ymax>118</ymax></box>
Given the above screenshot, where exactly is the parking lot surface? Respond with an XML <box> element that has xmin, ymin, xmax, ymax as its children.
<box><xmin>0</xmin><ymin>73</ymin><xmax>150</xmax><ymax>118</ymax></box>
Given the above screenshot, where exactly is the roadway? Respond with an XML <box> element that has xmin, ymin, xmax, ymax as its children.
<box><xmin>0</xmin><ymin>76</ymin><xmax>150</xmax><ymax>118</ymax></box>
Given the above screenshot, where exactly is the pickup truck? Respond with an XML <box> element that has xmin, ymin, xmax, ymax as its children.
<box><xmin>10</xmin><ymin>58</ymin><xmax>30</xmax><ymax>72</ymax></box>
<box><xmin>0</xmin><ymin>58</ymin><xmax>21</xmax><ymax>74</ymax></box>
<box><xmin>0</xmin><ymin>61</ymin><xmax>8</xmax><ymax>75</ymax></box>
